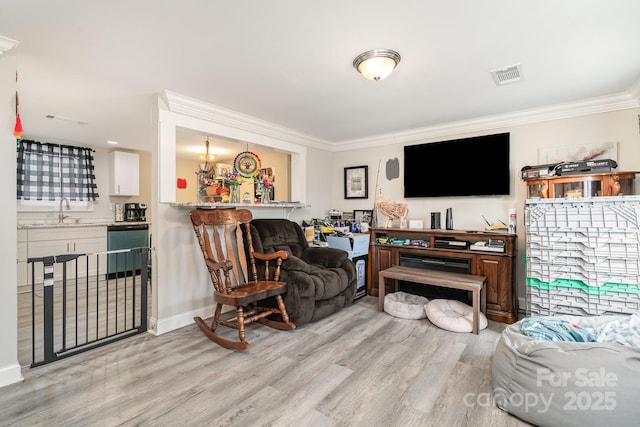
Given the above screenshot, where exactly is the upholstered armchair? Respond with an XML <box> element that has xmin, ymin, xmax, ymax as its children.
<box><xmin>245</xmin><ymin>218</ymin><xmax>357</xmax><ymax>325</ymax></box>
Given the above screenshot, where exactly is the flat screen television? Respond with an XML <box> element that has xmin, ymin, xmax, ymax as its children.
<box><xmin>404</xmin><ymin>132</ymin><xmax>510</xmax><ymax>197</ymax></box>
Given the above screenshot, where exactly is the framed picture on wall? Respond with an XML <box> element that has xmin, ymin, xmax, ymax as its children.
<box><xmin>344</xmin><ymin>166</ymin><xmax>368</xmax><ymax>199</ymax></box>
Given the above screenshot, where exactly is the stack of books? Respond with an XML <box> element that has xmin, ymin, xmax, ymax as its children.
<box><xmin>470</xmin><ymin>239</ymin><xmax>505</xmax><ymax>253</ymax></box>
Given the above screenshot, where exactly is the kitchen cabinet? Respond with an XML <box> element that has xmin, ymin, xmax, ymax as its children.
<box><xmin>17</xmin><ymin>229</ymin><xmax>28</xmax><ymax>288</ymax></box>
<box><xmin>26</xmin><ymin>226</ymin><xmax>107</xmax><ymax>285</ymax></box>
<box><xmin>109</xmin><ymin>151</ymin><xmax>139</xmax><ymax>196</ymax></box>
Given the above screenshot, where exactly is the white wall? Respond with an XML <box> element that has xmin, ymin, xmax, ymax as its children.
<box><xmin>16</xmin><ymin>148</ymin><xmax>153</xmax><ymax>225</ymax></box>
<box><xmin>2</xmin><ymin>69</ymin><xmax>639</xmax><ymax>388</ymax></box>
<box><xmin>175</xmin><ymin>150</ymin><xmax>290</xmax><ymax>204</ymax></box>
<box><xmin>0</xmin><ymin>50</ymin><xmax>23</xmax><ymax>387</ymax></box>
<box><xmin>330</xmin><ymin>108</ymin><xmax>640</xmax><ymax>304</ymax></box>
<box><xmin>150</xmin><ymin>107</ymin><xmax>640</xmax><ymax>335</ymax></box>
<box><xmin>151</xmin><ymin>143</ymin><xmax>333</xmax><ymax>334</ymax></box>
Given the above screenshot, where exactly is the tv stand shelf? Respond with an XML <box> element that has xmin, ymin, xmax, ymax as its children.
<box><xmin>369</xmin><ymin>227</ymin><xmax>517</xmax><ymax>324</ymax></box>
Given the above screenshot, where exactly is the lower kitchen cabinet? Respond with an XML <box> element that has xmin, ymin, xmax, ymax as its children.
<box><xmin>17</xmin><ymin>230</ymin><xmax>28</xmax><ymax>288</ymax></box>
<box><xmin>25</xmin><ymin>226</ymin><xmax>107</xmax><ymax>285</ymax></box>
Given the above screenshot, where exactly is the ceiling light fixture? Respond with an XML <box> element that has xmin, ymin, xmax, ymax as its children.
<box><xmin>199</xmin><ymin>137</ymin><xmax>214</xmax><ymax>172</ymax></box>
<box><xmin>353</xmin><ymin>49</ymin><xmax>401</xmax><ymax>81</ymax></box>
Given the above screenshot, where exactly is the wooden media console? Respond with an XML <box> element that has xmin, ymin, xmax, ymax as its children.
<box><xmin>369</xmin><ymin>227</ymin><xmax>518</xmax><ymax>324</ymax></box>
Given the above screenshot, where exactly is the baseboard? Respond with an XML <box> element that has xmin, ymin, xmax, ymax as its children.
<box><xmin>0</xmin><ymin>362</ymin><xmax>24</xmax><ymax>388</ymax></box>
<box><xmin>152</xmin><ymin>304</ymin><xmax>217</xmax><ymax>336</ymax></box>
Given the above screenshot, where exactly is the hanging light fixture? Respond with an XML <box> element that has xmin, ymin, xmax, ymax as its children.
<box><xmin>353</xmin><ymin>49</ymin><xmax>401</xmax><ymax>81</ymax></box>
<box><xmin>199</xmin><ymin>137</ymin><xmax>214</xmax><ymax>172</ymax></box>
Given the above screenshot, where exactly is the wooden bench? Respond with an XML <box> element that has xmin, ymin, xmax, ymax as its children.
<box><xmin>378</xmin><ymin>265</ymin><xmax>487</xmax><ymax>334</ymax></box>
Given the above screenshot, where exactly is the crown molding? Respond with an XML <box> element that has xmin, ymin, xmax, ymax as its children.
<box><xmin>629</xmin><ymin>75</ymin><xmax>640</xmax><ymax>102</ymax></box>
<box><xmin>164</xmin><ymin>81</ymin><xmax>640</xmax><ymax>154</ymax></box>
<box><xmin>334</xmin><ymin>91</ymin><xmax>640</xmax><ymax>152</ymax></box>
<box><xmin>0</xmin><ymin>36</ymin><xmax>19</xmax><ymax>56</ymax></box>
<box><xmin>163</xmin><ymin>90</ymin><xmax>331</xmax><ymax>150</ymax></box>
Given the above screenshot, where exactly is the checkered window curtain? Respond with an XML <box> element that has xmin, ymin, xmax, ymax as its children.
<box><xmin>16</xmin><ymin>139</ymin><xmax>99</xmax><ymax>201</ymax></box>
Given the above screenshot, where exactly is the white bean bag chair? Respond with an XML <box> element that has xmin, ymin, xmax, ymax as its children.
<box><xmin>492</xmin><ymin>314</ymin><xmax>640</xmax><ymax>427</ymax></box>
<box><xmin>384</xmin><ymin>291</ymin><xmax>429</xmax><ymax>319</ymax></box>
<box><xmin>424</xmin><ymin>299</ymin><xmax>488</xmax><ymax>333</ymax></box>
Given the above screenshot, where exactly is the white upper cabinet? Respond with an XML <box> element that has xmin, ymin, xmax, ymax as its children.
<box><xmin>109</xmin><ymin>151</ymin><xmax>139</xmax><ymax>196</ymax></box>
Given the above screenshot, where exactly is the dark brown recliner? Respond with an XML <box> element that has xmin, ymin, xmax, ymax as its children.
<box><xmin>245</xmin><ymin>219</ymin><xmax>357</xmax><ymax>325</ymax></box>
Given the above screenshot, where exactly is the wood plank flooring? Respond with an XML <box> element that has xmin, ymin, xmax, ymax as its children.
<box><xmin>4</xmin><ymin>296</ymin><xmax>531</xmax><ymax>426</ymax></box>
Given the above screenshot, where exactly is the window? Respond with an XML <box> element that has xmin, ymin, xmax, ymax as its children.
<box><xmin>16</xmin><ymin>140</ymin><xmax>99</xmax><ymax>208</ymax></box>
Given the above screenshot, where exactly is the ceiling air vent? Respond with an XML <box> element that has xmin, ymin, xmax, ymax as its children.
<box><xmin>490</xmin><ymin>63</ymin><xmax>523</xmax><ymax>86</ymax></box>
<box><xmin>45</xmin><ymin>114</ymin><xmax>88</xmax><ymax>125</ymax></box>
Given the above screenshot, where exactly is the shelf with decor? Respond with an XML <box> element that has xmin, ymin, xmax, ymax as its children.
<box><xmin>524</xmin><ymin>171</ymin><xmax>638</xmax><ymax>199</ymax></box>
<box><xmin>170</xmin><ymin>201</ymin><xmax>306</xmax><ymax>209</ymax></box>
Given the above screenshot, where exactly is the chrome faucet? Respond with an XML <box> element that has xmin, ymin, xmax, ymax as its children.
<box><xmin>58</xmin><ymin>197</ymin><xmax>70</xmax><ymax>223</ymax></box>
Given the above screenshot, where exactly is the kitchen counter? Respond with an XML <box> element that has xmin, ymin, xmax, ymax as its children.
<box><xmin>17</xmin><ymin>221</ymin><xmax>149</xmax><ymax>229</ymax></box>
<box><xmin>170</xmin><ymin>201</ymin><xmax>307</xmax><ymax>209</ymax></box>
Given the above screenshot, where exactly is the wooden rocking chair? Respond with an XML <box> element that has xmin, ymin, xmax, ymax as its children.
<box><xmin>190</xmin><ymin>208</ymin><xmax>295</xmax><ymax>350</ymax></box>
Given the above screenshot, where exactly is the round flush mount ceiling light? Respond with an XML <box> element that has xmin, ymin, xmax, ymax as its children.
<box><xmin>353</xmin><ymin>49</ymin><xmax>401</xmax><ymax>81</ymax></box>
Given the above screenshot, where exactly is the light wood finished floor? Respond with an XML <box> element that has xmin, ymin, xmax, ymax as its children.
<box><xmin>5</xmin><ymin>296</ymin><xmax>530</xmax><ymax>426</ymax></box>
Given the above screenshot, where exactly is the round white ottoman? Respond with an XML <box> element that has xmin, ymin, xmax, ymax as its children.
<box><xmin>384</xmin><ymin>291</ymin><xmax>429</xmax><ymax>319</ymax></box>
<box><xmin>424</xmin><ymin>299</ymin><xmax>488</xmax><ymax>333</ymax></box>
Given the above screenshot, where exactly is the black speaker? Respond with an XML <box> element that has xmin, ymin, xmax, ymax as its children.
<box><xmin>446</xmin><ymin>208</ymin><xmax>453</xmax><ymax>230</ymax></box>
<box><xmin>430</xmin><ymin>212</ymin><xmax>441</xmax><ymax>229</ymax></box>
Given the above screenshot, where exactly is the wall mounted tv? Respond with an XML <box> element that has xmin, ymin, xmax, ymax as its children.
<box><xmin>404</xmin><ymin>132</ymin><xmax>510</xmax><ymax>197</ymax></box>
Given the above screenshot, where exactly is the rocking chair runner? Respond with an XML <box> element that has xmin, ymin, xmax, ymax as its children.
<box><xmin>190</xmin><ymin>208</ymin><xmax>295</xmax><ymax>350</ymax></box>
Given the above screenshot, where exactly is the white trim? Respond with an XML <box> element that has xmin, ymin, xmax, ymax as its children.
<box><xmin>152</xmin><ymin>305</ymin><xmax>216</xmax><ymax>336</ymax></box>
<box><xmin>629</xmin><ymin>77</ymin><xmax>640</xmax><ymax>102</ymax></box>
<box><xmin>333</xmin><ymin>91</ymin><xmax>640</xmax><ymax>151</ymax></box>
<box><xmin>164</xmin><ymin>90</ymin><xmax>329</xmax><ymax>151</ymax></box>
<box><xmin>0</xmin><ymin>362</ymin><xmax>23</xmax><ymax>388</ymax></box>
<box><xmin>158</xmin><ymin>100</ymin><xmax>307</xmax><ymax>204</ymax></box>
<box><xmin>164</xmin><ymin>81</ymin><xmax>640</xmax><ymax>154</ymax></box>
<box><xmin>0</xmin><ymin>36</ymin><xmax>19</xmax><ymax>55</ymax></box>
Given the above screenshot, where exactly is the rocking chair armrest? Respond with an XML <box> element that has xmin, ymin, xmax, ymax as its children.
<box><xmin>252</xmin><ymin>250</ymin><xmax>289</xmax><ymax>262</ymax></box>
<box><xmin>204</xmin><ymin>257</ymin><xmax>233</xmax><ymax>272</ymax></box>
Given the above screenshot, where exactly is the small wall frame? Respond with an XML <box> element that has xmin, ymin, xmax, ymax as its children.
<box><xmin>344</xmin><ymin>166</ymin><xmax>368</xmax><ymax>199</ymax></box>
<box><xmin>354</xmin><ymin>209</ymin><xmax>373</xmax><ymax>225</ymax></box>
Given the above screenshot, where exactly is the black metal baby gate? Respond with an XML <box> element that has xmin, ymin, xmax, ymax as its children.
<box><xmin>26</xmin><ymin>247</ymin><xmax>149</xmax><ymax>367</ymax></box>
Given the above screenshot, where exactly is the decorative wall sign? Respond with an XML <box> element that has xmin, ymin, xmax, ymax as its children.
<box><xmin>233</xmin><ymin>151</ymin><xmax>262</xmax><ymax>178</ymax></box>
<box><xmin>344</xmin><ymin>166</ymin><xmax>368</xmax><ymax>199</ymax></box>
<box><xmin>538</xmin><ymin>142</ymin><xmax>617</xmax><ymax>164</ymax></box>
<box><xmin>386</xmin><ymin>158</ymin><xmax>399</xmax><ymax>180</ymax></box>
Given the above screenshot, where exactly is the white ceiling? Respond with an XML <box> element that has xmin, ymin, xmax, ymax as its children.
<box><xmin>2</xmin><ymin>0</ymin><xmax>640</xmax><ymax>159</ymax></box>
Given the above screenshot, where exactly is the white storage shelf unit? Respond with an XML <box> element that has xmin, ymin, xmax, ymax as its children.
<box><xmin>525</xmin><ymin>196</ymin><xmax>640</xmax><ymax>316</ymax></box>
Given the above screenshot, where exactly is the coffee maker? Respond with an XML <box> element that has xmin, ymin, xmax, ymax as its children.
<box><xmin>124</xmin><ymin>203</ymin><xmax>147</xmax><ymax>222</ymax></box>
